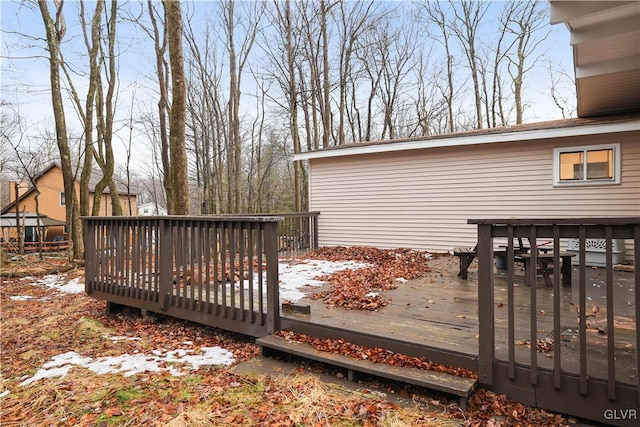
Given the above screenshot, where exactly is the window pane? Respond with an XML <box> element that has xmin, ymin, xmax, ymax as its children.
<box><xmin>559</xmin><ymin>151</ymin><xmax>583</xmax><ymax>180</ymax></box>
<box><xmin>586</xmin><ymin>149</ymin><xmax>613</xmax><ymax>180</ymax></box>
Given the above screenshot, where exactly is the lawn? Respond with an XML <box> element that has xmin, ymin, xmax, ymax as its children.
<box><xmin>1</xmin><ymin>253</ymin><xmax>570</xmax><ymax>426</ymax></box>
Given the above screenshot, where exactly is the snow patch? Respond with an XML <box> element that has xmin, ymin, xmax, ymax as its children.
<box><xmin>19</xmin><ymin>345</ymin><xmax>235</xmax><ymax>386</ymax></box>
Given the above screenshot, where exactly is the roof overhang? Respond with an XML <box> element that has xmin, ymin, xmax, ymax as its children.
<box><xmin>0</xmin><ymin>214</ymin><xmax>66</xmax><ymax>228</ymax></box>
<box><xmin>550</xmin><ymin>1</ymin><xmax>640</xmax><ymax>117</ymax></box>
<box><xmin>294</xmin><ymin>116</ymin><xmax>640</xmax><ymax>161</ymax></box>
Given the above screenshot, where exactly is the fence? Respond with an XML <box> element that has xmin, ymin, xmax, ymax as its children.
<box><xmin>471</xmin><ymin>218</ymin><xmax>639</xmax><ymax>426</ymax></box>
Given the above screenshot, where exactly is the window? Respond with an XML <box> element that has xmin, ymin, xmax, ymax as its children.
<box><xmin>60</xmin><ymin>191</ymin><xmax>66</xmax><ymax>206</ymax></box>
<box><xmin>554</xmin><ymin>144</ymin><xmax>620</xmax><ymax>185</ymax></box>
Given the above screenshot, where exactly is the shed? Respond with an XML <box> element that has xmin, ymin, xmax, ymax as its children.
<box><xmin>294</xmin><ymin>114</ymin><xmax>640</xmax><ymax>259</ymax></box>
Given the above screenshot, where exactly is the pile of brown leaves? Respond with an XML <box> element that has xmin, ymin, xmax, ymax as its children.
<box><xmin>276</xmin><ymin>330</ymin><xmax>477</xmax><ymax>379</ymax></box>
<box><xmin>304</xmin><ymin>246</ymin><xmax>432</xmax><ymax>310</ymax></box>
<box><xmin>463</xmin><ymin>389</ymin><xmax>569</xmax><ymax>426</ymax></box>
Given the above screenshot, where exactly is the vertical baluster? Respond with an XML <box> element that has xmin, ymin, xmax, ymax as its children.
<box><xmin>257</xmin><ymin>223</ymin><xmax>264</xmax><ymax>324</ymax></box>
<box><xmin>140</xmin><ymin>221</ymin><xmax>146</xmax><ymax>300</ymax></box>
<box><xmin>204</xmin><ymin>222</ymin><xmax>211</xmax><ymax>314</ymax></box>
<box><xmin>125</xmin><ymin>220</ymin><xmax>131</xmax><ymax>297</ymax></box>
<box><xmin>153</xmin><ymin>221</ymin><xmax>160</xmax><ymax>298</ymax></box>
<box><xmin>221</xmin><ymin>223</ymin><xmax>228</xmax><ymax>317</ymax></box>
<box><xmin>579</xmin><ymin>225</ymin><xmax>588</xmax><ymax>395</ymax></box>
<box><xmin>229</xmin><ymin>222</ymin><xmax>236</xmax><ymax>318</ymax></box>
<box><xmin>181</xmin><ymin>221</ymin><xmax>189</xmax><ymax>305</ymax></box>
<box><xmin>507</xmin><ymin>225</ymin><xmax>515</xmax><ymax>380</ymax></box>
<box><xmin>248</xmin><ymin>222</ymin><xmax>255</xmax><ymax>323</ymax></box>
<box><xmin>529</xmin><ymin>225</ymin><xmax>538</xmax><ymax>386</ymax></box>
<box><xmin>553</xmin><ymin>225</ymin><xmax>562</xmax><ymax>389</ymax></box>
<box><xmin>605</xmin><ymin>226</ymin><xmax>616</xmax><ymax>400</ymax></box>
<box><xmin>239</xmin><ymin>223</ymin><xmax>246</xmax><ymax>321</ymax></box>
<box><xmin>193</xmin><ymin>221</ymin><xmax>201</xmax><ymax>311</ymax></box>
<box><xmin>213</xmin><ymin>222</ymin><xmax>220</xmax><ymax>315</ymax></box>
<box><xmin>265</xmin><ymin>220</ymin><xmax>279</xmax><ymax>334</ymax></box>
<box><xmin>190</xmin><ymin>222</ymin><xmax>196</xmax><ymax>309</ymax></box>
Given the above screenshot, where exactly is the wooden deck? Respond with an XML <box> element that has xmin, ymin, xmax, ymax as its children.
<box><xmin>280</xmin><ymin>254</ymin><xmax>637</xmax><ymax>385</ymax></box>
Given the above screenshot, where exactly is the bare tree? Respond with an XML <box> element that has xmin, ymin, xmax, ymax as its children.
<box><xmin>142</xmin><ymin>0</ymin><xmax>174</xmax><ymax>214</ymax></box>
<box><xmin>421</xmin><ymin>1</ymin><xmax>456</xmax><ymax>133</ymax></box>
<box><xmin>502</xmin><ymin>0</ymin><xmax>550</xmax><ymax>124</ymax></box>
<box><xmin>268</xmin><ymin>0</ymin><xmax>304</xmax><ymax>211</ymax></box>
<box><xmin>449</xmin><ymin>0</ymin><xmax>489</xmax><ymax>129</ymax></box>
<box><xmin>334</xmin><ymin>0</ymin><xmax>379</xmax><ymax>145</ymax></box>
<box><xmin>37</xmin><ymin>0</ymin><xmax>83</xmax><ymax>259</ymax></box>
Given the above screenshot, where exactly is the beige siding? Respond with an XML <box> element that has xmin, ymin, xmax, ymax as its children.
<box><xmin>309</xmin><ymin>133</ymin><xmax>639</xmax><ymax>258</ymax></box>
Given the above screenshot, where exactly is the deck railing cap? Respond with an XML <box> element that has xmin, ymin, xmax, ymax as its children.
<box><xmin>468</xmin><ymin>217</ymin><xmax>640</xmax><ymax>226</ymax></box>
<box><xmin>82</xmin><ymin>215</ymin><xmax>284</xmax><ymax>222</ymax></box>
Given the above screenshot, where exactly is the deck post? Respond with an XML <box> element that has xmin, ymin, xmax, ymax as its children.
<box><xmin>265</xmin><ymin>221</ymin><xmax>280</xmax><ymax>333</ymax></box>
<box><xmin>312</xmin><ymin>214</ymin><xmax>319</xmax><ymax>249</ymax></box>
<box><xmin>635</xmin><ymin>223</ymin><xmax>640</xmax><ymax>406</ymax></box>
<box><xmin>158</xmin><ymin>218</ymin><xmax>173</xmax><ymax>311</ymax></box>
<box><xmin>83</xmin><ymin>219</ymin><xmax>96</xmax><ymax>295</ymax></box>
<box><xmin>477</xmin><ymin>223</ymin><xmax>495</xmax><ymax>387</ymax></box>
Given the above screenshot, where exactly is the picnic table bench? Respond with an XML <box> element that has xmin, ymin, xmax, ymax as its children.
<box><xmin>453</xmin><ymin>242</ymin><xmax>569</xmax><ymax>287</ymax></box>
<box><xmin>453</xmin><ymin>246</ymin><xmax>477</xmax><ymax>280</ymax></box>
<box><xmin>453</xmin><ymin>242</ymin><xmax>532</xmax><ymax>280</ymax></box>
<box><xmin>520</xmin><ymin>252</ymin><xmax>576</xmax><ymax>287</ymax></box>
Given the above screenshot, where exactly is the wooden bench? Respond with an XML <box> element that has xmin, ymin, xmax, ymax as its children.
<box><xmin>453</xmin><ymin>246</ymin><xmax>477</xmax><ymax>279</ymax></box>
<box><xmin>520</xmin><ymin>252</ymin><xmax>576</xmax><ymax>287</ymax></box>
<box><xmin>257</xmin><ymin>334</ymin><xmax>477</xmax><ymax>409</ymax></box>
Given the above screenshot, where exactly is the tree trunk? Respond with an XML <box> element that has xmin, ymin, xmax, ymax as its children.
<box><xmin>38</xmin><ymin>0</ymin><xmax>84</xmax><ymax>259</ymax></box>
<box><xmin>164</xmin><ymin>0</ymin><xmax>190</xmax><ymax>215</ymax></box>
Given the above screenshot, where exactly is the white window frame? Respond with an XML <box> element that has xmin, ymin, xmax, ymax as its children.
<box><xmin>60</xmin><ymin>191</ymin><xmax>66</xmax><ymax>206</ymax></box>
<box><xmin>553</xmin><ymin>143</ymin><xmax>621</xmax><ymax>186</ymax></box>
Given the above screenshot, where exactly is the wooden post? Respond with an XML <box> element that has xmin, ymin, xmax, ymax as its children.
<box><xmin>159</xmin><ymin>218</ymin><xmax>173</xmax><ymax>311</ymax></box>
<box><xmin>477</xmin><ymin>223</ymin><xmax>495</xmax><ymax>387</ymax></box>
<box><xmin>635</xmin><ymin>223</ymin><xmax>640</xmax><ymax>406</ymax></box>
<box><xmin>83</xmin><ymin>218</ymin><xmax>96</xmax><ymax>295</ymax></box>
<box><xmin>265</xmin><ymin>220</ymin><xmax>280</xmax><ymax>334</ymax></box>
<box><xmin>312</xmin><ymin>213</ymin><xmax>319</xmax><ymax>249</ymax></box>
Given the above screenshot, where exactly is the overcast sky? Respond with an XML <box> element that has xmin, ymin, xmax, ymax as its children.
<box><xmin>1</xmin><ymin>1</ymin><xmax>576</xmax><ymax>175</ymax></box>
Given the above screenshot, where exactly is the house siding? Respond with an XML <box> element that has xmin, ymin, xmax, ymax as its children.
<box><xmin>308</xmin><ymin>132</ymin><xmax>639</xmax><ymax>258</ymax></box>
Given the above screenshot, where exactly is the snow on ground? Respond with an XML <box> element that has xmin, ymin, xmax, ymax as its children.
<box><xmin>20</xmin><ymin>274</ymin><xmax>85</xmax><ymax>294</ymax></box>
<box><xmin>19</xmin><ymin>338</ymin><xmax>236</xmax><ymax>387</ymax></box>
<box><xmin>277</xmin><ymin>259</ymin><xmax>370</xmax><ymax>302</ymax></box>
<box><xmin>7</xmin><ymin>258</ymin><xmax>367</xmax><ymax>393</ymax></box>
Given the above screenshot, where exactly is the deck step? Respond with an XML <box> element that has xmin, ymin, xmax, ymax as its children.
<box><xmin>256</xmin><ymin>335</ymin><xmax>477</xmax><ymax>409</ymax></box>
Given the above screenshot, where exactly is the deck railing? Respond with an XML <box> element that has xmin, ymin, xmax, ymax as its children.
<box><xmin>83</xmin><ymin>216</ymin><xmax>282</xmax><ymax>337</ymax></box>
<box><xmin>471</xmin><ymin>218</ymin><xmax>639</xmax><ymax>426</ymax></box>
<box><xmin>251</xmin><ymin>212</ymin><xmax>319</xmax><ymax>252</ymax></box>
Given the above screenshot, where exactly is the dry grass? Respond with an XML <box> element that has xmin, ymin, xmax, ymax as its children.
<box><xmin>1</xmin><ymin>270</ymin><xmax>460</xmax><ymax>426</ymax></box>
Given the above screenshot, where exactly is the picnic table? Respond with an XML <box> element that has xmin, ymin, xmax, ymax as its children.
<box><xmin>453</xmin><ymin>240</ymin><xmax>570</xmax><ymax>287</ymax></box>
<box><xmin>520</xmin><ymin>252</ymin><xmax>576</xmax><ymax>287</ymax></box>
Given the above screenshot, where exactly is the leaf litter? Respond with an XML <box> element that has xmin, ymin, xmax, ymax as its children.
<box><xmin>1</xmin><ymin>253</ymin><xmax>571</xmax><ymax>426</ymax></box>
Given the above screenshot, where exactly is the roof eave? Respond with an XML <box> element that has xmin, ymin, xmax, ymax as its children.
<box><xmin>293</xmin><ymin>118</ymin><xmax>640</xmax><ymax>161</ymax></box>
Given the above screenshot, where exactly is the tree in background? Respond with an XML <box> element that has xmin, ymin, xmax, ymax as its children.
<box><xmin>163</xmin><ymin>0</ymin><xmax>189</xmax><ymax>215</ymax></box>
<box><xmin>37</xmin><ymin>0</ymin><xmax>84</xmax><ymax>259</ymax></box>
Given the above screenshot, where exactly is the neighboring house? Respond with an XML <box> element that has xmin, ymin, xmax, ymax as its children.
<box><xmin>295</xmin><ymin>115</ymin><xmax>640</xmax><ymax>258</ymax></box>
<box><xmin>1</xmin><ymin>163</ymin><xmax>138</xmax><ymax>241</ymax></box>
<box><xmin>138</xmin><ymin>202</ymin><xmax>168</xmax><ymax>216</ymax></box>
<box><xmin>0</xmin><ymin>213</ymin><xmax>66</xmax><ymax>243</ymax></box>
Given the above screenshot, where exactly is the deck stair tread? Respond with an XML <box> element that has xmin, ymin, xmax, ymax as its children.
<box><xmin>256</xmin><ymin>335</ymin><xmax>477</xmax><ymax>406</ymax></box>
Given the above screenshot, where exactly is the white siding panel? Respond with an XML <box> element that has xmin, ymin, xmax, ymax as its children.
<box><xmin>309</xmin><ymin>135</ymin><xmax>640</xmax><ymax>258</ymax></box>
